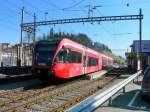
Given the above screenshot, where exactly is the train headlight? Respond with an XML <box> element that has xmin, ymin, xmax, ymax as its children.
<box><xmin>48</xmin><ymin>70</ymin><xmax>54</xmax><ymax>75</ymax></box>
<box><xmin>51</xmin><ymin>63</ymin><xmax>54</xmax><ymax>66</ymax></box>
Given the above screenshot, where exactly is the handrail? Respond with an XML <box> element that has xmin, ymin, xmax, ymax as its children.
<box><xmin>68</xmin><ymin>70</ymin><xmax>142</xmax><ymax>112</ymax></box>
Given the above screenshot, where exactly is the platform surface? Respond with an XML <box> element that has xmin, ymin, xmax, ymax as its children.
<box><xmin>87</xmin><ymin>70</ymin><xmax>107</xmax><ymax>80</ymax></box>
<box><xmin>95</xmin><ymin>76</ymin><xmax>150</xmax><ymax>112</ymax></box>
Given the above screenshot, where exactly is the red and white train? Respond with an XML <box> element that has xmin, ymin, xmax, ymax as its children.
<box><xmin>32</xmin><ymin>38</ymin><xmax>113</xmax><ymax>79</ymax></box>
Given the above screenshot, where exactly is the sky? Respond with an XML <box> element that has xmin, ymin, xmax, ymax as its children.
<box><xmin>0</xmin><ymin>0</ymin><xmax>150</xmax><ymax>57</ymax></box>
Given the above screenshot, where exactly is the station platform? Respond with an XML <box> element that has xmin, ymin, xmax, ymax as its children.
<box><xmin>87</xmin><ymin>70</ymin><xmax>107</xmax><ymax>80</ymax></box>
<box><xmin>95</xmin><ymin>75</ymin><xmax>150</xmax><ymax>112</ymax></box>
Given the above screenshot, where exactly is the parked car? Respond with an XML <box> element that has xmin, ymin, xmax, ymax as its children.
<box><xmin>141</xmin><ymin>67</ymin><xmax>150</xmax><ymax>100</ymax></box>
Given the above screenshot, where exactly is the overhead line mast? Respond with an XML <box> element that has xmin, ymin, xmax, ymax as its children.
<box><xmin>19</xmin><ymin>6</ymin><xmax>24</xmax><ymax>66</ymax></box>
<box><xmin>139</xmin><ymin>9</ymin><xmax>142</xmax><ymax>70</ymax></box>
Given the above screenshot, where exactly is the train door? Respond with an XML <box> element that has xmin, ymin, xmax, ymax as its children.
<box><xmin>98</xmin><ymin>56</ymin><xmax>102</xmax><ymax>70</ymax></box>
<box><xmin>83</xmin><ymin>48</ymin><xmax>87</xmax><ymax>74</ymax></box>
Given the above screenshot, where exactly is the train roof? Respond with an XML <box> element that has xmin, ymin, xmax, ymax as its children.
<box><xmin>59</xmin><ymin>37</ymin><xmax>84</xmax><ymax>48</ymax></box>
<box><xmin>61</xmin><ymin>38</ymin><xmax>99</xmax><ymax>55</ymax></box>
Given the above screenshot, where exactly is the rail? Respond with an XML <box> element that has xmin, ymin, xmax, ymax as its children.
<box><xmin>68</xmin><ymin>70</ymin><xmax>142</xmax><ymax>112</ymax></box>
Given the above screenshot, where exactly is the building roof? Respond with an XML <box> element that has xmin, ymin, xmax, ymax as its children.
<box><xmin>132</xmin><ymin>40</ymin><xmax>150</xmax><ymax>54</ymax></box>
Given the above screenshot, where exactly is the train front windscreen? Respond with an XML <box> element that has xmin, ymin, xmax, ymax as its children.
<box><xmin>34</xmin><ymin>42</ymin><xmax>58</xmax><ymax>66</ymax></box>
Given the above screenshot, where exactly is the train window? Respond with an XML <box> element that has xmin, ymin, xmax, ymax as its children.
<box><xmin>36</xmin><ymin>44</ymin><xmax>57</xmax><ymax>51</ymax></box>
<box><xmin>55</xmin><ymin>48</ymin><xmax>70</xmax><ymax>63</ymax></box>
<box><xmin>69</xmin><ymin>50</ymin><xmax>82</xmax><ymax>63</ymax></box>
<box><xmin>55</xmin><ymin>48</ymin><xmax>82</xmax><ymax>63</ymax></box>
<box><xmin>88</xmin><ymin>57</ymin><xmax>98</xmax><ymax>66</ymax></box>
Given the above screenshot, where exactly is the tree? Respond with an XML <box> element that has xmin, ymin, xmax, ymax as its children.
<box><xmin>39</xmin><ymin>31</ymin><xmax>112</xmax><ymax>54</ymax></box>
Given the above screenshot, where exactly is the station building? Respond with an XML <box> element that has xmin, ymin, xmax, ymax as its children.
<box><xmin>126</xmin><ymin>40</ymin><xmax>150</xmax><ymax>70</ymax></box>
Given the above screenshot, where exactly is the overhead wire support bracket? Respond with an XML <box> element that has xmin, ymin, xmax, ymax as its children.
<box><xmin>22</xmin><ymin>27</ymin><xmax>34</xmax><ymax>33</ymax></box>
<box><xmin>22</xmin><ymin>14</ymin><xmax>143</xmax><ymax>29</ymax></box>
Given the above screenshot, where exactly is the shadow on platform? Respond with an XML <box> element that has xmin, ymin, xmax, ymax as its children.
<box><xmin>100</xmin><ymin>89</ymin><xmax>150</xmax><ymax>111</ymax></box>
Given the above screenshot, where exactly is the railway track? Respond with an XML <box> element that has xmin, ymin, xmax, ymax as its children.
<box><xmin>0</xmin><ymin>68</ymin><xmax>132</xmax><ymax>112</ymax></box>
<box><xmin>0</xmin><ymin>77</ymin><xmax>91</xmax><ymax>112</ymax></box>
